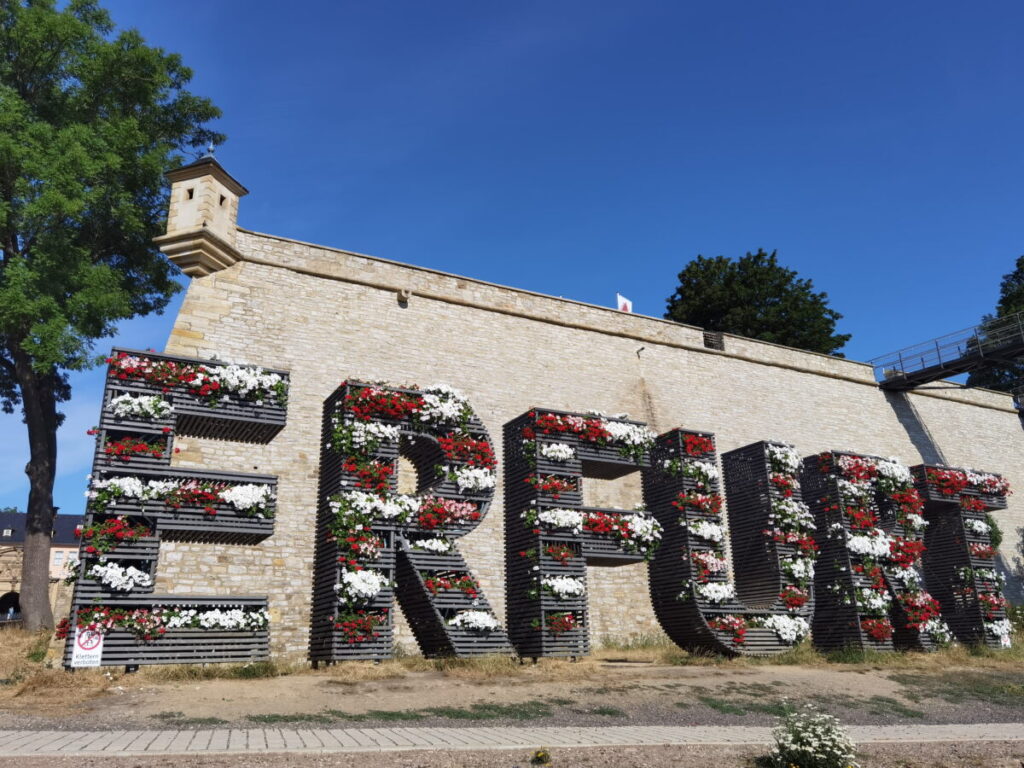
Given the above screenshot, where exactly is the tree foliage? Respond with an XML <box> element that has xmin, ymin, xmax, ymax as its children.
<box><xmin>966</xmin><ymin>255</ymin><xmax>1024</xmax><ymax>392</ymax></box>
<box><xmin>0</xmin><ymin>0</ymin><xmax>223</xmax><ymax>628</ymax></box>
<box><xmin>664</xmin><ymin>249</ymin><xmax>851</xmax><ymax>356</ymax></box>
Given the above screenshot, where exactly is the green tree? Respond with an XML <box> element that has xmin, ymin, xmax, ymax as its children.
<box><xmin>966</xmin><ymin>255</ymin><xmax>1024</xmax><ymax>392</ymax></box>
<box><xmin>0</xmin><ymin>0</ymin><xmax>222</xmax><ymax>630</ymax></box>
<box><xmin>664</xmin><ymin>249</ymin><xmax>851</xmax><ymax>356</ymax></box>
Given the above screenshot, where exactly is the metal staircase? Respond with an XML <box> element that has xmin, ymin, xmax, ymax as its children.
<box><xmin>870</xmin><ymin>312</ymin><xmax>1024</xmax><ymax>391</ymax></box>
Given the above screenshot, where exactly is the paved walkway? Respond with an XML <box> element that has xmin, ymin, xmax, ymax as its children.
<box><xmin>0</xmin><ymin>723</ymin><xmax>1021</xmax><ymax>756</ymax></box>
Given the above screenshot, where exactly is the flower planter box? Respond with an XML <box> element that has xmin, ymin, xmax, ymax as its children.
<box><xmin>81</xmin><ymin>535</ymin><xmax>162</xmax><ymax>561</ymax></box>
<box><xmin>537</xmin><ymin>593</ymin><xmax>586</xmax><ymax>611</ymax></box>
<box><xmin>579</xmin><ymin>535</ymin><xmax>645</xmax><ymax>565</ymax></box>
<box><xmin>151</xmin><ymin>507</ymin><xmax>275</xmax><ymax>545</ymax></box>
<box><xmin>93</xmin><ymin>444</ymin><xmax>173</xmax><ymax>471</ymax></box>
<box><xmin>442</xmin><ymin>627</ymin><xmax>514</xmax><ymax>655</ymax></box>
<box><xmin>73</xmin><ymin>576</ymin><xmax>157</xmax><ymax>602</ymax></box>
<box><xmin>976</xmin><ymin>493</ymin><xmax>1008</xmax><ymax>511</ymax></box>
<box><xmin>310</xmin><ymin>628</ymin><xmax>394</xmax><ymax>663</ymax></box>
<box><xmin>577</xmin><ymin>443</ymin><xmax>649</xmax><ymax>480</ymax></box>
<box><xmin>105</xmin><ymin>347</ymin><xmax>289</xmax><ymax>444</ymax></box>
<box><xmin>62</xmin><ymin>629</ymin><xmax>270</xmax><ymax>668</ymax></box>
<box><xmin>403</xmin><ymin>547</ymin><xmax>465</xmax><ymax>572</ymax></box>
<box><xmin>172</xmin><ymin>389</ymin><xmax>287</xmax><ymax>444</ymax></box>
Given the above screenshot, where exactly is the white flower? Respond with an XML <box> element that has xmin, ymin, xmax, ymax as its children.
<box><xmin>875</xmin><ymin>457</ymin><xmax>913</xmax><ymax>488</ymax></box>
<box><xmin>541</xmin><ymin>575</ymin><xmax>586</xmax><ymax>599</ymax></box>
<box><xmin>201</xmin><ymin>364</ymin><xmax>285</xmax><ymax>403</ymax></box>
<box><xmin>335</xmin><ymin>569</ymin><xmax>388</xmax><ymax>604</ymax></box>
<box><xmin>767</xmin><ymin>444</ymin><xmax>801</xmax><ymax>474</ymax></box>
<box><xmin>684</xmin><ymin>520</ymin><xmax>725</xmax><ymax>542</ymax></box>
<box><xmin>538</xmin><ymin>441</ymin><xmax>575</xmax><ymax>462</ymax></box>
<box><xmin>924</xmin><ymin>618</ymin><xmax>953</xmax><ymax>645</ymax></box>
<box><xmin>986</xmin><ymin>618</ymin><xmax>1013</xmax><ymax>648</ymax></box>
<box><xmin>770</xmin><ymin>499</ymin><xmax>815</xmax><ymax>531</ymax></box>
<box><xmin>220</xmin><ymin>484</ymin><xmax>275</xmax><ymax>516</ymax></box>
<box><xmin>602</xmin><ymin>419</ymin><xmax>656</xmax><ymax>447</ymax></box>
<box><xmin>416</xmin><ymin>385</ymin><xmax>470</xmax><ymax>425</ymax></box>
<box><xmin>528</xmin><ymin>507</ymin><xmax>584</xmax><ymax>533</ymax></box>
<box><xmin>846</xmin><ymin>531</ymin><xmax>893</xmax><ymax>559</ymax></box>
<box><xmin>964</xmin><ymin>519</ymin><xmax>991</xmax><ymax>537</ymax></box>
<box><xmin>758</xmin><ymin>615</ymin><xmax>810</xmax><ymax>644</ymax></box>
<box><xmin>695</xmin><ymin>582</ymin><xmax>735</xmax><ymax>603</ymax></box>
<box><xmin>107</xmin><ymin>393</ymin><xmax>173</xmax><ymax>420</ymax></box>
<box><xmin>903</xmin><ymin>513</ymin><xmax>928</xmax><ymax>531</ymax></box>
<box><xmin>334</xmin><ymin>419</ymin><xmax>400</xmax><ymax>450</ymax></box>
<box><xmin>411</xmin><ymin>537</ymin><xmax>451</xmax><ymax>553</ymax></box>
<box><xmin>850</xmin><ymin>587</ymin><xmax>890</xmax><ymax>612</ymax></box>
<box><xmin>334</xmin><ymin>490</ymin><xmax>418</xmax><ymax>523</ymax></box>
<box><xmin>446</xmin><ymin>465</ymin><xmax>496</xmax><ymax>492</ymax></box>
<box><xmin>624</xmin><ymin>514</ymin><xmax>662</xmax><ymax>543</ymax></box>
<box><xmin>164</xmin><ymin>607</ymin><xmax>269</xmax><ymax>632</ymax></box>
<box><xmin>86</xmin><ymin>560</ymin><xmax>153</xmax><ymax>592</ymax></box>
<box><xmin>447</xmin><ymin>610</ymin><xmax>499</xmax><ymax>632</ymax></box>
<box><xmin>781</xmin><ymin>557</ymin><xmax>815</xmax><ymax>582</ymax></box>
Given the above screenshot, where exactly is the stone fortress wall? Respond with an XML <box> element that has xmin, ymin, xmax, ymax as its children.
<box><xmin>152</xmin><ymin>162</ymin><xmax>1024</xmax><ymax>659</ymax></box>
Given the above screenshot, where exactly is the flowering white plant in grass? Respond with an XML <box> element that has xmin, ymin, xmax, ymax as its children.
<box><xmin>107</xmin><ymin>393</ymin><xmax>173</xmax><ymax>420</ymax></box>
<box><xmin>416</xmin><ymin>385</ymin><xmax>470</xmax><ymax>426</ymax></box>
<box><xmin>759</xmin><ymin>615</ymin><xmax>810</xmax><ymax>644</ymax></box>
<box><xmin>986</xmin><ymin>618</ymin><xmax>1013</xmax><ymax>648</ymax></box>
<box><xmin>220</xmin><ymin>484</ymin><xmax>275</xmax><ymax>516</ymax></box>
<box><xmin>86</xmin><ymin>560</ymin><xmax>153</xmax><ymax>592</ymax></box>
<box><xmin>846</xmin><ymin>531</ymin><xmax>893</xmax><ymax>559</ymax></box>
<box><xmin>695</xmin><ymin>582</ymin><xmax>735</xmax><ymax>604</ymax></box>
<box><xmin>963</xmin><ymin>518</ymin><xmax>991</xmax><ymax>537</ymax></box>
<box><xmin>684</xmin><ymin>520</ymin><xmax>725</xmax><ymax>542</ymax></box>
<box><xmin>767</xmin><ymin>443</ymin><xmax>801</xmax><ymax>474</ymax></box>
<box><xmin>537</xmin><ymin>441</ymin><xmax>575</xmax><ymax>462</ymax></box>
<box><xmin>766</xmin><ymin>703</ymin><xmax>858</xmax><ymax>768</ymax></box>
<box><xmin>541</xmin><ymin>575</ymin><xmax>586</xmax><ymax>599</ymax></box>
<box><xmin>411</xmin><ymin>537</ymin><xmax>452</xmax><ymax>553</ymax></box>
<box><xmin>447</xmin><ymin>610</ymin><xmax>499</xmax><ymax>632</ymax></box>
<box><xmin>335</xmin><ymin>569</ymin><xmax>389</xmax><ymax>604</ymax></box>
<box><xmin>446</xmin><ymin>465</ymin><xmax>496</xmax><ymax>492</ymax></box>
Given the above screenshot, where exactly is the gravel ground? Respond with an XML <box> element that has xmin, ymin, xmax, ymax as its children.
<box><xmin>4</xmin><ymin>661</ymin><xmax>1024</xmax><ymax>732</ymax></box>
<box><xmin>2</xmin><ymin>742</ymin><xmax>1023</xmax><ymax>768</ymax></box>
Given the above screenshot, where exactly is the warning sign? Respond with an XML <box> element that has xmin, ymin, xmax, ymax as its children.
<box><xmin>70</xmin><ymin>627</ymin><xmax>104</xmax><ymax>668</ymax></box>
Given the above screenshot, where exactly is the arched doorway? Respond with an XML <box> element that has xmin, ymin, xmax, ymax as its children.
<box><xmin>0</xmin><ymin>591</ymin><xmax>20</xmax><ymax>620</ymax></box>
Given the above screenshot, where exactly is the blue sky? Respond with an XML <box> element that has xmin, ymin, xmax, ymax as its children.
<box><xmin>3</xmin><ymin>1</ymin><xmax>1023</xmax><ymax>517</ymax></box>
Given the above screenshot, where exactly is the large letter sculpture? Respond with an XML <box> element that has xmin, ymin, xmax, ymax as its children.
<box><xmin>644</xmin><ymin>433</ymin><xmax>816</xmax><ymax>655</ymax></box>
<box><xmin>803</xmin><ymin>452</ymin><xmax>944</xmax><ymax>651</ymax></box>
<box><xmin>64</xmin><ymin>348</ymin><xmax>286</xmax><ymax>668</ymax></box>
<box><xmin>310</xmin><ymin>382</ymin><xmax>510</xmax><ymax>662</ymax></box>
<box><xmin>503</xmin><ymin>409</ymin><xmax>663</xmax><ymax>659</ymax></box>
<box><xmin>912</xmin><ymin>464</ymin><xmax>1013</xmax><ymax>649</ymax></box>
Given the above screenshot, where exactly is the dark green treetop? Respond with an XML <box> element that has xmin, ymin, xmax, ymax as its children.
<box><xmin>664</xmin><ymin>249</ymin><xmax>851</xmax><ymax>356</ymax></box>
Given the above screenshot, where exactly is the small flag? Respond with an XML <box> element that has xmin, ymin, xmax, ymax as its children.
<box><xmin>616</xmin><ymin>293</ymin><xmax>633</xmax><ymax>313</ymax></box>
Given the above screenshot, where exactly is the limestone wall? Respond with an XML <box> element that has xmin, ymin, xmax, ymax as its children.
<box><xmin>158</xmin><ymin>227</ymin><xmax>1024</xmax><ymax>658</ymax></box>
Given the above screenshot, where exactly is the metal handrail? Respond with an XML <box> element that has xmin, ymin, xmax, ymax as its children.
<box><xmin>869</xmin><ymin>310</ymin><xmax>1024</xmax><ymax>384</ymax></box>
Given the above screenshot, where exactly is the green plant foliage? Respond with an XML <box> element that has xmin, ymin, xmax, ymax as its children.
<box><xmin>0</xmin><ymin>0</ymin><xmax>222</xmax><ymax>629</ymax></box>
<box><xmin>664</xmin><ymin>249</ymin><xmax>851</xmax><ymax>356</ymax></box>
<box><xmin>966</xmin><ymin>255</ymin><xmax>1024</xmax><ymax>391</ymax></box>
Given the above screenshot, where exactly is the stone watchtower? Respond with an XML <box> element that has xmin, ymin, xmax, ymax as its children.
<box><xmin>153</xmin><ymin>154</ymin><xmax>249</xmax><ymax>276</ymax></box>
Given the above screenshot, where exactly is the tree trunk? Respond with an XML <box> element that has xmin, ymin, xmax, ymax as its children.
<box><xmin>12</xmin><ymin>345</ymin><xmax>59</xmax><ymax>631</ymax></box>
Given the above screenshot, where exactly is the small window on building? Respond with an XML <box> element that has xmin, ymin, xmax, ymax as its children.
<box><xmin>1</xmin><ymin>529</ymin><xmax>11</xmax><ymax>538</ymax></box>
<box><xmin>187</xmin><ymin>187</ymin><xmax>195</xmax><ymax>200</ymax></box>
<box><xmin>53</xmin><ymin>551</ymin><xmax>64</xmax><ymax>565</ymax></box>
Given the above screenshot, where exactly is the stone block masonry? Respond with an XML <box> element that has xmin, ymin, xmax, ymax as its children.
<box><xmin>158</xmin><ymin>227</ymin><xmax>1024</xmax><ymax>659</ymax></box>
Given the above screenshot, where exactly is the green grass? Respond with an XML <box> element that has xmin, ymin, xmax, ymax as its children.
<box><xmin>153</xmin><ymin>711</ymin><xmax>228</xmax><ymax>726</ymax></box>
<box><xmin>890</xmin><ymin>670</ymin><xmax>1024</xmax><ymax>708</ymax></box>
<box><xmin>24</xmin><ymin>633</ymin><xmax>50</xmax><ymax>664</ymax></box>
<box><xmin>247</xmin><ymin>713</ymin><xmax>335</xmax><ymax>724</ymax></box>
<box><xmin>421</xmin><ymin>701</ymin><xmax>553</xmax><ymax>720</ymax></box>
